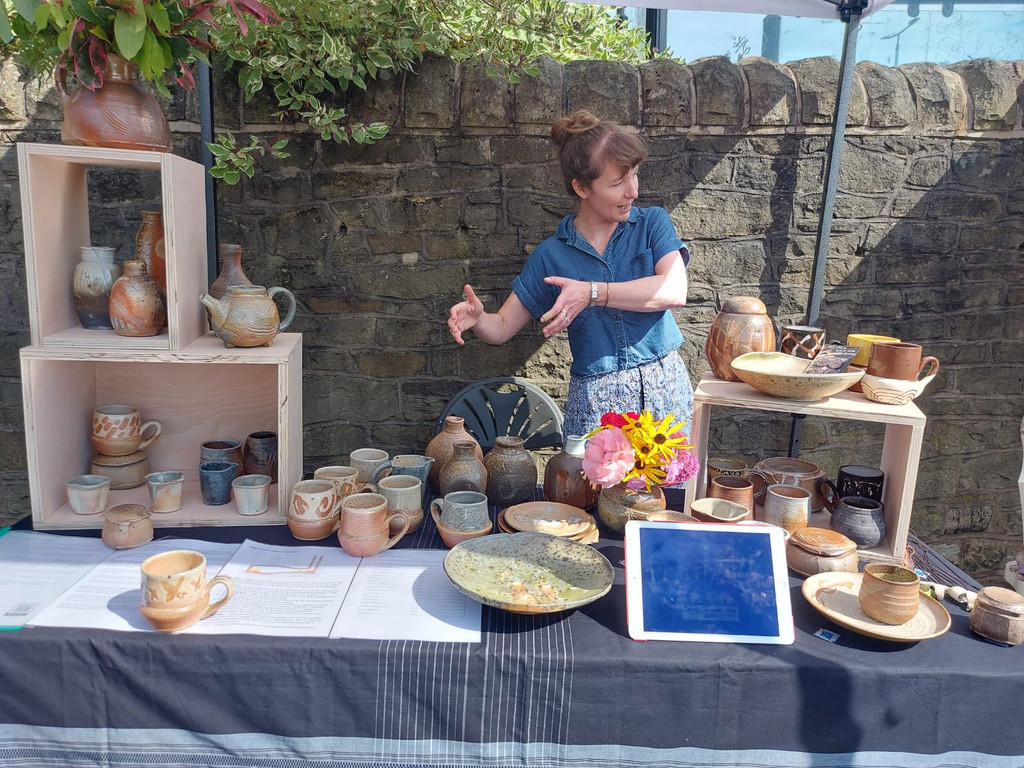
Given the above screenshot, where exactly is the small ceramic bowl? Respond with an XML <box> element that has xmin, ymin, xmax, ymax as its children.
<box><xmin>431</xmin><ymin>504</ymin><xmax>492</xmax><ymax>548</ymax></box>
<box><xmin>731</xmin><ymin>352</ymin><xmax>864</xmax><ymax>401</ymax></box>
<box><xmin>690</xmin><ymin>497</ymin><xmax>751</xmax><ymax>523</ymax></box>
<box><xmin>860</xmin><ymin>373</ymin><xmax>937</xmax><ymax>406</ymax></box>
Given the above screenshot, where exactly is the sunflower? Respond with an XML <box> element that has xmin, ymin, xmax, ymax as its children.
<box><xmin>623</xmin><ymin>411</ymin><xmax>688</xmax><ymax>465</ymax></box>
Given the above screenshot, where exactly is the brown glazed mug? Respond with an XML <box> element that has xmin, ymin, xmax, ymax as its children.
<box><xmin>858</xmin><ymin>563</ymin><xmax>920</xmax><ymax>625</ymax></box>
<box><xmin>779</xmin><ymin>325</ymin><xmax>826</xmax><ymax>359</ymax></box>
<box><xmin>867</xmin><ymin>342</ymin><xmax>939</xmax><ymax>382</ymax></box>
<box><xmin>708</xmin><ymin>476</ymin><xmax>755</xmax><ymax>517</ymax></box>
<box><xmin>837</xmin><ymin>465</ymin><xmax>885</xmax><ymax>502</ymax></box>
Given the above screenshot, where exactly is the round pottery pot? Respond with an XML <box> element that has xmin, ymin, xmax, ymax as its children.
<box><xmin>430</xmin><ymin>502</ymin><xmax>492</xmax><ymax>548</ymax></box>
<box><xmin>818</xmin><ymin>480</ymin><xmax>887</xmax><ymax>549</ymax></box>
<box><xmin>969</xmin><ymin>587</ymin><xmax>1024</xmax><ymax>646</ymax></box>
<box><xmin>483</xmin><ymin>436</ymin><xmax>537</xmax><ymax>507</ymax></box>
<box><xmin>752</xmin><ymin>457</ymin><xmax>827</xmax><ymax>512</ymax></box>
<box><xmin>90</xmin><ymin>450</ymin><xmax>151</xmax><ymax>490</ymax></box>
<box><xmin>439</xmin><ymin>441</ymin><xmax>488</xmax><ymax>497</ymax></box>
<box><xmin>543</xmin><ymin>435</ymin><xmax>599</xmax><ymax>510</ymax></box>
<box><xmin>597</xmin><ymin>482</ymin><xmax>667</xmax><ymax>534</ymax></box>
<box><xmin>857</xmin><ymin>563</ymin><xmax>919</xmax><ymax>625</ymax></box>
<box><xmin>425</xmin><ymin>416</ymin><xmax>483</xmax><ymax>488</ymax></box>
<box><xmin>705</xmin><ymin>296</ymin><xmax>776</xmax><ymax>382</ymax></box>
<box><xmin>102</xmin><ymin>504</ymin><xmax>153</xmax><ymax>549</ymax></box>
<box><xmin>785</xmin><ymin>527</ymin><xmax>858</xmax><ymax>576</ymax></box>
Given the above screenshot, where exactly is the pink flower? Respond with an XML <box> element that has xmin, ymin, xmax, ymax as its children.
<box><xmin>664</xmin><ymin>448</ymin><xmax>700</xmax><ymax>486</ymax></box>
<box><xmin>582</xmin><ymin>428</ymin><xmax>635</xmax><ymax>488</ymax></box>
<box><xmin>625</xmin><ymin>477</ymin><xmax>648</xmax><ymax>492</ymax></box>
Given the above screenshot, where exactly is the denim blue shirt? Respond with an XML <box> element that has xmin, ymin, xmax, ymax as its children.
<box><xmin>512</xmin><ymin>206</ymin><xmax>688</xmax><ymax>377</ymax></box>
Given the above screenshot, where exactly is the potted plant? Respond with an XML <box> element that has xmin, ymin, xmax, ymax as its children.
<box><xmin>1</xmin><ymin>0</ymin><xmax>278</xmax><ymax>151</ymax></box>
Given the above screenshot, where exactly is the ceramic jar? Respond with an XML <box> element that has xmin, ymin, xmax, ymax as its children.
<box><xmin>72</xmin><ymin>246</ymin><xmax>121</xmax><ymax>330</ymax></box>
<box><xmin>58</xmin><ymin>54</ymin><xmax>172</xmax><ymax>152</ymax></box>
<box><xmin>425</xmin><ymin>416</ymin><xmax>483</xmax><ymax>488</ymax></box>
<box><xmin>102</xmin><ymin>503</ymin><xmax>154</xmax><ymax>549</ymax></box>
<box><xmin>597</xmin><ymin>482</ymin><xmax>667</xmax><ymax>534</ymax></box>
<box><xmin>109</xmin><ymin>259</ymin><xmax>166</xmax><ymax>337</ymax></box>
<box><xmin>819</xmin><ymin>479</ymin><xmax>887</xmax><ymax>549</ymax></box>
<box><xmin>209</xmin><ymin>243</ymin><xmax>254</xmax><ymax>300</ymax></box>
<box><xmin>201</xmin><ymin>285</ymin><xmax>296</xmax><ymax>348</ymax></box>
<box><xmin>483</xmin><ymin>436</ymin><xmax>537</xmax><ymax>507</ymax></box>
<box><xmin>969</xmin><ymin>587</ymin><xmax>1024</xmax><ymax>646</ymax></box>
<box><xmin>544</xmin><ymin>435</ymin><xmax>599</xmax><ymax>509</ymax></box>
<box><xmin>439</xmin><ymin>441</ymin><xmax>488</xmax><ymax>497</ymax></box>
<box><xmin>90</xmin><ymin>451</ymin><xmax>151</xmax><ymax>490</ymax></box>
<box><xmin>785</xmin><ymin>527</ymin><xmax>858</xmax><ymax>576</ymax></box>
<box><xmin>705</xmin><ymin>296</ymin><xmax>776</xmax><ymax>382</ymax></box>
<box><xmin>135</xmin><ymin>211</ymin><xmax>166</xmax><ymax>293</ymax></box>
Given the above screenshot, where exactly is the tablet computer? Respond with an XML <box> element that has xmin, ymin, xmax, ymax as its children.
<box><xmin>624</xmin><ymin>520</ymin><xmax>794</xmax><ymax>644</ymax></box>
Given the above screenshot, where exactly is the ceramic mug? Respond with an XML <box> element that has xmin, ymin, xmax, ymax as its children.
<box><xmin>837</xmin><ymin>465</ymin><xmax>885</xmax><ymax>502</ymax></box>
<box><xmin>200</xmin><ymin>439</ymin><xmax>243</xmax><ymax>479</ymax></box>
<box><xmin>371</xmin><ymin>454</ymin><xmax>435</xmax><ymax>496</ymax></box>
<box><xmin>91</xmin><ymin>404</ymin><xmax>161</xmax><ymax>457</ymax></box>
<box><xmin>867</xmin><ymin>342</ymin><xmax>940</xmax><ymax>382</ymax></box>
<box><xmin>288</xmin><ymin>479</ymin><xmax>341</xmax><ymax>540</ymax></box>
<box><xmin>139</xmin><ymin>549</ymin><xmax>235</xmax><ymax>632</ymax></box>
<box><xmin>858</xmin><ymin>563</ymin><xmax>919</xmax><ymax>625</ymax></box>
<box><xmin>780</xmin><ymin>325</ymin><xmax>826</xmax><ymax>359</ymax></box>
<box><xmin>705</xmin><ymin>458</ymin><xmax>748</xmax><ymax>494</ymax></box>
<box><xmin>430</xmin><ymin>490</ymin><xmax>490</xmax><ymax>531</ymax></box>
<box><xmin>377</xmin><ymin>474</ymin><xmax>424</xmax><ymax>533</ymax></box>
<box><xmin>337</xmin><ymin>492</ymin><xmax>409</xmax><ymax>557</ymax></box>
<box><xmin>818</xmin><ymin>479</ymin><xmax>887</xmax><ymax>549</ymax></box>
<box><xmin>847</xmin><ymin>334</ymin><xmax>900</xmax><ymax>368</ymax></box>
<box><xmin>761</xmin><ymin>484</ymin><xmax>812</xmax><ymax>533</ymax></box>
<box><xmin>145</xmin><ymin>471</ymin><xmax>184</xmax><ymax>514</ymax></box>
<box><xmin>199</xmin><ymin>461</ymin><xmax>237</xmax><ymax>506</ymax></box>
<box><xmin>707</xmin><ymin>476</ymin><xmax>755</xmax><ymax>517</ymax></box>
<box><xmin>66</xmin><ymin>474</ymin><xmax>111</xmax><ymax>515</ymax></box>
<box><xmin>232</xmin><ymin>474</ymin><xmax>271</xmax><ymax>516</ymax></box>
<box><xmin>349</xmin><ymin>448</ymin><xmax>389</xmax><ymax>484</ymax></box>
<box><xmin>313</xmin><ymin>466</ymin><xmax>374</xmax><ymax>516</ymax></box>
<box><xmin>243</xmin><ymin>431</ymin><xmax>278</xmax><ymax>483</ymax></box>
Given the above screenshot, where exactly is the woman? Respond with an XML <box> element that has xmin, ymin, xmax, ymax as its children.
<box><xmin>447</xmin><ymin>110</ymin><xmax>693</xmax><ymax>437</ymax></box>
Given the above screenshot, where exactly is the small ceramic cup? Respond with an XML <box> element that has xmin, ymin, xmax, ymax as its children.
<box><xmin>705</xmin><ymin>458</ymin><xmax>748</xmax><ymax>494</ymax></box>
<box><xmin>430</xmin><ymin>490</ymin><xmax>490</xmax><ymax>531</ymax></box>
<box><xmin>91</xmin><ymin>404</ymin><xmax>161</xmax><ymax>457</ymax></box>
<box><xmin>337</xmin><ymin>492</ymin><xmax>409</xmax><ymax>557</ymax></box>
<box><xmin>847</xmin><ymin>333</ymin><xmax>900</xmax><ymax>368</ymax></box>
<box><xmin>139</xmin><ymin>549</ymin><xmax>235</xmax><ymax>633</ymax></box>
<box><xmin>858</xmin><ymin>563</ymin><xmax>920</xmax><ymax>625</ymax></box>
<box><xmin>867</xmin><ymin>342</ymin><xmax>940</xmax><ymax>382</ymax></box>
<box><xmin>313</xmin><ymin>465</ymin><xmax>374</xmax><ymax>515</ymax></box>
<box><xmin>708</xmin><ymin>476</ymin><xmax>755</xmax><ymax>517</ymax></box>
<box><xmin>288</xmin><ymin>479</ymin><xmax>341</xmax><ymax>540</ymax></box>
<box><xmin>837</xmin><ymin>465</ymin><xmax>885</xmax><ymax>502</ymax></box>
<box><xmin>349</xmin><ymin>448</ymin><xmax>390</xmax><ymax>484</ymax></box>
<box><xmin>200</xmin><ymin>439</ymin><xmax>243</xmax><ymax>479</ymax></box>
<box><xmin>377</xmin><ymin>474</ymin><xmax>424</xmax><ymax>533</ymax></box>
<box><xmin>243</xmin><ymin>431</ymin><xmax>278</xmax><ymax>483</ymax></box>
<box><xmin>761</xmin><ymin>484</ymin><xmax>812</xmax><ymax>534</ymax></box>
<box><xmin>144</xmin><ymin>471</ymin><xmax>184</xmax><ymax>514</ymax></box>
<box><xmin>66</xmin><ymin>474</ymin><xmax>111</xmax><ymax>515</ymax></box>
<box><xmin>199</xmin><ymin>461</ymin><xmax>238</xmax><ymax>506</ymax></box>
<box><xmin>232</xmin><ymin>474</ymin><xmax>271</xmax><ymax>516</ymax></box>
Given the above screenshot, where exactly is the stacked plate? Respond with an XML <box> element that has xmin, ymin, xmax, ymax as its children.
<box><xmin>498</xmin><ymin>501</ymin><xmax>599</xmax><ymax>544</ymax></box>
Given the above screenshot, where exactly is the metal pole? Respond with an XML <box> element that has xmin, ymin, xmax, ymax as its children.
<box><xmin>197</xmin><ymin>60</ymin><xmax>218</xmax><ymax>287</ymax></box>
<box><xmin>761</xmin><ymin>15</ymin><xmax>781</xmax><ymax>61</ymax></box>
<box><xmin>788</xmin><ymin>4</ymin><xmax>863</xmax><ymax>457</ymax></box>
<box><xmin>646</xmin><ymin>8</ymin><xmax>668</xmax><ymax>54</ymax></box>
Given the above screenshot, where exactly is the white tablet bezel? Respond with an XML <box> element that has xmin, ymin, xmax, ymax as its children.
<box><xmin>624</xmin><ymin>519</ymin><xmax>795</xmax><ymax>645</ymax></box>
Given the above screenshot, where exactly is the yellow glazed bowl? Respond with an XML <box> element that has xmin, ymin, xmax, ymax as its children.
<box><xmin>847</xmin><ymin>334</ymin><xmax>900</xmax><ymax>368</ymax></box>
<box><xmin>730</xmin><ymin>352</ymin><xmax>863</xmax><ymax>401</ymax></box>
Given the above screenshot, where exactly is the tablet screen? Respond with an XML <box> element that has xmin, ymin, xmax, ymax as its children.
<box><xmin>625</xmin><ymin>521</ymin><xmax>794</xmax><ymax>644</ymax></box>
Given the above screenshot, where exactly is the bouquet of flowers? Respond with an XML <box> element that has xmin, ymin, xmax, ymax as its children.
<box><xmin>582</xmin><ymin>410</ymin><xmax>699</xmax><ymax>492</ymax></box>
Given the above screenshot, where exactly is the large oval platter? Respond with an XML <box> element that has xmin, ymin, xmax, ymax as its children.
<box><xmin>443</xmin><ymin>532</ymin><xmax>614</xmax><ymax>614</ymax></box>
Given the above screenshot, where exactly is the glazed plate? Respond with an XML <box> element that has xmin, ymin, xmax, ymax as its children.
<box><xmin>443</xmin><ymin>532</ymin><xmax>614</xmax><ymax>614</ymax></box>
<box><xmin>503</xmin><ymin>501</ymin><xmax>594</xmax><ymax>537</ymax></box>
<box><xmin>731</xmin><ymin>353</ymin><xmax>864</xmax><ymax>401</ymax></box>
<box><xmin>802</xmin><ymin>571</ymin><xmax>951</xmax><ymax>642</ymax></box>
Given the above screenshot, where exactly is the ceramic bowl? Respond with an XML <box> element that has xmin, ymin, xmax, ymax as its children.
<box><xmin>443</xmin><ymin>532</ymin><xmax>614</xmax><ymax>613</ymax></box>
<box><xmin>860</xmin><ymin>373</ymin><xmax>936</xmax><ymax>406</ymax></box>
<box><xmin>730</xmin><ymin>352</ymin><xmax>864</xmax><ymax>401</ymax></box>
<box><xmin>690</xmin><ymin>497</ymin><xmax>751</xmax><ymax>523</ymax></box>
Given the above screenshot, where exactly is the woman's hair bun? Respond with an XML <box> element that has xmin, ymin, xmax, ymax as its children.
<box><xmin>551</xmin><ymin>110</ymin><xmax>600</xmax><ymax>147</ymax></box>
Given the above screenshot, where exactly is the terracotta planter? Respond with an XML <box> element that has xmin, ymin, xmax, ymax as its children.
<box><xmin>58</xmin><ymin>55</ymin><xmax>172</xmax><ymax>152</ymax></box>
<box><xmin>705</xmin><ymin>296</ymin><xmax>775</xmax><ymax>382</ymax></box>
<box><xmin>597</xmin><ymin>482</ymin><xmax>666</xmax><ymax>534</ymax></box>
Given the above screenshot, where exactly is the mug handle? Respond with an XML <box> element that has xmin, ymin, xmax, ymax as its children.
<box><xmin>371</xmin><ymin>461</ymin><xmax>394</xmax><ymax>484</ymax></box>
<box><xmin>356</xmin><ymin>482</ymin><xmax>376</xmax><ymax>494</ymax></box>
<box><xmin>917</xmin><ymin>356</ymin><xmax>940</xmax><ymax>380</ymax></box>
<box><xmin>748</xmin><ymin>470</ymin><xmax>771</xmax><ymax>504</ymax></box>
<box><xmin>430</xmin><ymin>499</ymin><xmax>445</xmax><ymax>528</ymax></box>
<box><xmin>816</xmin><ymin>478</ymin><xmax>839</xmax><ymax>514</ymax></box>
<box><xmin>201</xmin><ymin>575</ymin><xmax>235</xmax><ymax>619</ymax></box>
<box><xmin>381</xmin><ymin>512</ymin><xmax>410</xmax><ymax>552</ymax></box>
<box><xmin>137</xmin><ymin>420</ymin><xmax>162</xmax><ymax>451</ymax></box>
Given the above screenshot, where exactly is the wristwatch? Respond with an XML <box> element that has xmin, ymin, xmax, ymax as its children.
<box><xmin>590</xmin><ymin>281</ymin><xmax>599</xmax><ymax>307</ymax></box>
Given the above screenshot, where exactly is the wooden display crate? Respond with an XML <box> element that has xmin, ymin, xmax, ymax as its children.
<box><xmin>21</xmin><ymin>333</ymin><xmax>302</xmax><ymax>529</ymax></box>
<box><xmin>17</xmin><ymin>143</ymin><xmax>207</xmax><ymax>351</ymax></box>
<box><xmin>684</xmin><ymin>373</ymin><xmax>927</xmax><ymax>564</ymax></box>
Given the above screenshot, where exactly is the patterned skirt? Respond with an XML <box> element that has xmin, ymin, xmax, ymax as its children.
<box><xmin>562</xmin><ymin>352</ymin><xmax>695</xmax><ymax>438</ymax></box>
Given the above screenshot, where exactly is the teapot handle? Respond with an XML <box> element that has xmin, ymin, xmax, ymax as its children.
<box><xmin>268</xmin><ymin>287</ymin><xmax>297</xmax><ymax>332</ymax></box>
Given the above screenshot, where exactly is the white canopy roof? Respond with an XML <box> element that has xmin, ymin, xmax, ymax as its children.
<box><xmin>567</xmin><ymin>0</ymin><xmax>895</xmax><ymax>20</ymax></box>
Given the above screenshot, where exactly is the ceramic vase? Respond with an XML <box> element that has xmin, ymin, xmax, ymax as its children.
<box><xmin>109</xmin><ymin>259</ymin><xmax>166</xmax><ymax>337</ymax></box>
<box><xmin>209</xmin><ymin>244</ymin><xmax>254</xmax><ymax>300</ymax></box>
<box><xmin>72</xmin><ymin>246</ymin><xmax>120</xmax><ymax>330</ymax></box>
<box><xmin>135</xmin><ymin>211</ymin><xmax>166</xmax><ymax>293</ymax></box>
<box><xmin>483</xmin><ymin>436</ymin><xmax>537</xmax><ymax>507</ymax></box>
<box><xmin>425</xmin><ymin>416</ymin><xmax>483</xmax><ymax>489</ymax></box>
<box><xmin>243</xmin><ymin>431</ymin><xmax>278</xmax><ymax>483</ymax></box>
<box><xmin>597</xmin><ymin>482</ymin><xmax>666</xmax><ymax>534</ymax></box>
<box><xmin>543</xmin><ymin>435</ymin><xmax>599</xmax><ymax>509</ymax></box>
<box><xmin>439</xmin><ymin>441</ymin><xmax>488</xmax><ymax>497</ymax></box>
<box><xmin>705</xmin><ymin>296</ymin><xmax>776</xmax><ymax>382</ymax></box>
<box><xmin>828</xmin><ymin>496</ymin><xmax>887</xmax><ymax>549</ymax></box>
<box><xmin>58</xmin><ymin>54</ymin><xmax>172</xmax><ymax>152</ymax></box>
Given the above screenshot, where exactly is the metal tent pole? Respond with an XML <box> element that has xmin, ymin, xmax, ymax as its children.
<box><xmin>197</xmin><ymin>61</ymin><xmax>219</xmax><ymax>287</ymax></box>
<box><xmin>787</xmin><ymin>0</ymin><xmax>865</xmax><ymax>457</ymax></box>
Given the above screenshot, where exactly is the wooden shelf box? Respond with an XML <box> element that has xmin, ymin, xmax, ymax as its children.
<box><xmin>21</xmin><ymin>334</ymin><xmax>302</xmax><ymax>530</ymax></box>
<box><xmin>17</xmin><ymin>143</ymin><xmax>208</xmax><ymax>351</ymax></box>
<box><xmin>684</xmin><ymin>373</ymin><xmax>927</xmax><ymax>564</ymax></box>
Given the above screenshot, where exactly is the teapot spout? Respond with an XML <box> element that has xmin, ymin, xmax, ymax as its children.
<box><xmin>200</xmin><ymin>293</ymin><xmax>227</xmax><ymax>329</ymax></box>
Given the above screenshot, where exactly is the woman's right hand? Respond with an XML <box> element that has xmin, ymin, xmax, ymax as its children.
<box><xmin>448</xmin><ymin>284</ymin><xmax>484</xmax><ymax>345</ymax></box>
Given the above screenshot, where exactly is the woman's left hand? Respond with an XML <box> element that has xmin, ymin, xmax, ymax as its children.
<box><xmin>539</xmin><ymin>276</ymin><xmax>589</xmax><ymax>338</ymax></box>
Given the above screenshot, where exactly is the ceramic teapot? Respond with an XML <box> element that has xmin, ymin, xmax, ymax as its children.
<box><xmin>201</xmin><ymin>285</ymin><xmax>296</xmax><ymax>348</ymax></box>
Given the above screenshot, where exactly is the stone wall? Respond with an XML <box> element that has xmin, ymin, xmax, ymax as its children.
<box><xmin>1</xmin><ymin>54</ymin><xmax>1022</xmax><ymax>582</ymax></box>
